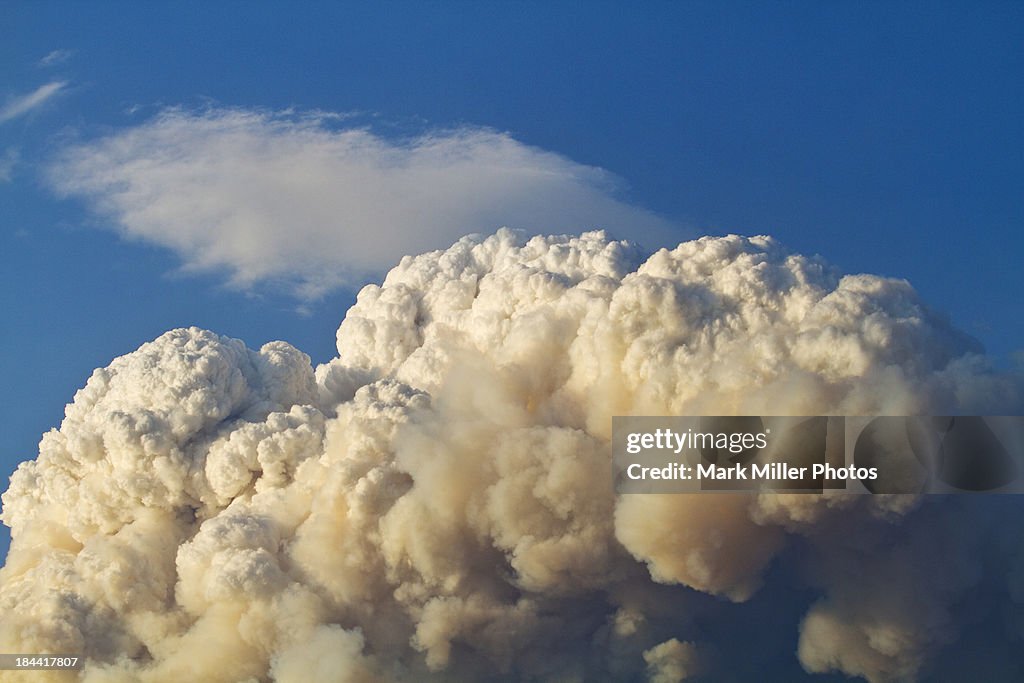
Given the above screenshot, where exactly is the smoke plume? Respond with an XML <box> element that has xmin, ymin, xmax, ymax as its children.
<box><xmin>2</xmin><ymin>230</ymin><xmax>1021</xmax><ymax>682</ymax></box>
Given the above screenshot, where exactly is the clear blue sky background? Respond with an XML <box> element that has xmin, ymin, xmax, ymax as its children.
<box><xmin>2</xmin><ymin>1</ymin><xmax>1022</xmax><ymax>561</ymax></box>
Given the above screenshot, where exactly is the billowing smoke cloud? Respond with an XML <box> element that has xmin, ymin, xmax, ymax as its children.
<box><xmin>2</xmin><ymin>230</ymin><xmax>1022</xmax><ymax>682</ymax></box>
<box><xmin>46</xmin><ymin>109</ymin><xmax>676</xmax><ymax>297</ymax></box>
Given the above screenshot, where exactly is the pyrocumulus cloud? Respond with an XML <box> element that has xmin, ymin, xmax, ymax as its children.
<box><xmin>2</xmin><ymin>230</ymin><xmax>1022</xmax><ymax>682</ymax></box>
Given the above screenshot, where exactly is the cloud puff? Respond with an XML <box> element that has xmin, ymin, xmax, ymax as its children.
<box><xmin>2</xmin><ymin>231</ymin><xmax>1022</xmax><ymax>682</ymax></box>
<box><xmin>0</xmin><ymin>81</ymin><xmax>67</xmax><ymax>124</ymax></box>
<box><xmin>47</xmin><ymin>108</ymin><xmax>678</xmax><ymax>298</ymax></box>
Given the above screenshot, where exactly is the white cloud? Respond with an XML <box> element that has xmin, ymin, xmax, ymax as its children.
<box><xmin>47</xmin><ymin>107</ymin><xmax>678</xmax><ymax>297</ymax></box>
<box><xmin>0</xmin><ymin>148</ymin><xmax>17</xmax><ymax>183</ymax></box>
<box><xmin>38</xmin><ymin>49</ymin><xmax>73</xmax><ymax>67</ymax></box>
<box><xmin>2</xmin><ymin>231</ymin><xmax>1020</xmax><ymax>681</ymax></box>
<box><xmin>0</xmin><ymin>81</ymin><xmax>67</xmax><ymax>124</ymax></box>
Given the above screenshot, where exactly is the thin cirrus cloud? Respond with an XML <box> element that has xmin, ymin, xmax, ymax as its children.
<box><xmin>0</xmin><ymin>81</ymin><xmax>68</xmax><ymax>124</ymax></box>
<box><xmin>38</xmin><ymin>49</ymin><xmax>74</xmax><ymax>67</ymax></box>
<box><xmin>46</xmin><ymin>107</ymin><xmax>679</xmax><ymax>297</ymax></box>
<box><xmin>0</xmin><ymin>148</ymin><xmax>17</xmax><ymax>183</ymax></box>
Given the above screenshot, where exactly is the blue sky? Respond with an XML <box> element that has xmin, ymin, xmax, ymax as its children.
<box><xmin>1</xmin><ymin>1</ymin><xmax>1022</xmax><ymax>560</ymax></box>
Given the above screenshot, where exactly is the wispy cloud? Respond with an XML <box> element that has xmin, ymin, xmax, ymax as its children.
<box><xmin>0</xmin><ymin>81</ymin><xmax>68</xmax><ymax>124</ymax></box>
<box><xmin>0</xmin><ymin>148</ymin><xmax>18</xmax><ymax>183</ymax></box>
<box><xmin>48</xmin><ymin>107</ymin><xmax>678</xmax><ymax>297</ymax></box>
<box><xmin>38</xmin><ymin>49</ymin><xmax>73</xmax><ymax>67</ymax></box>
